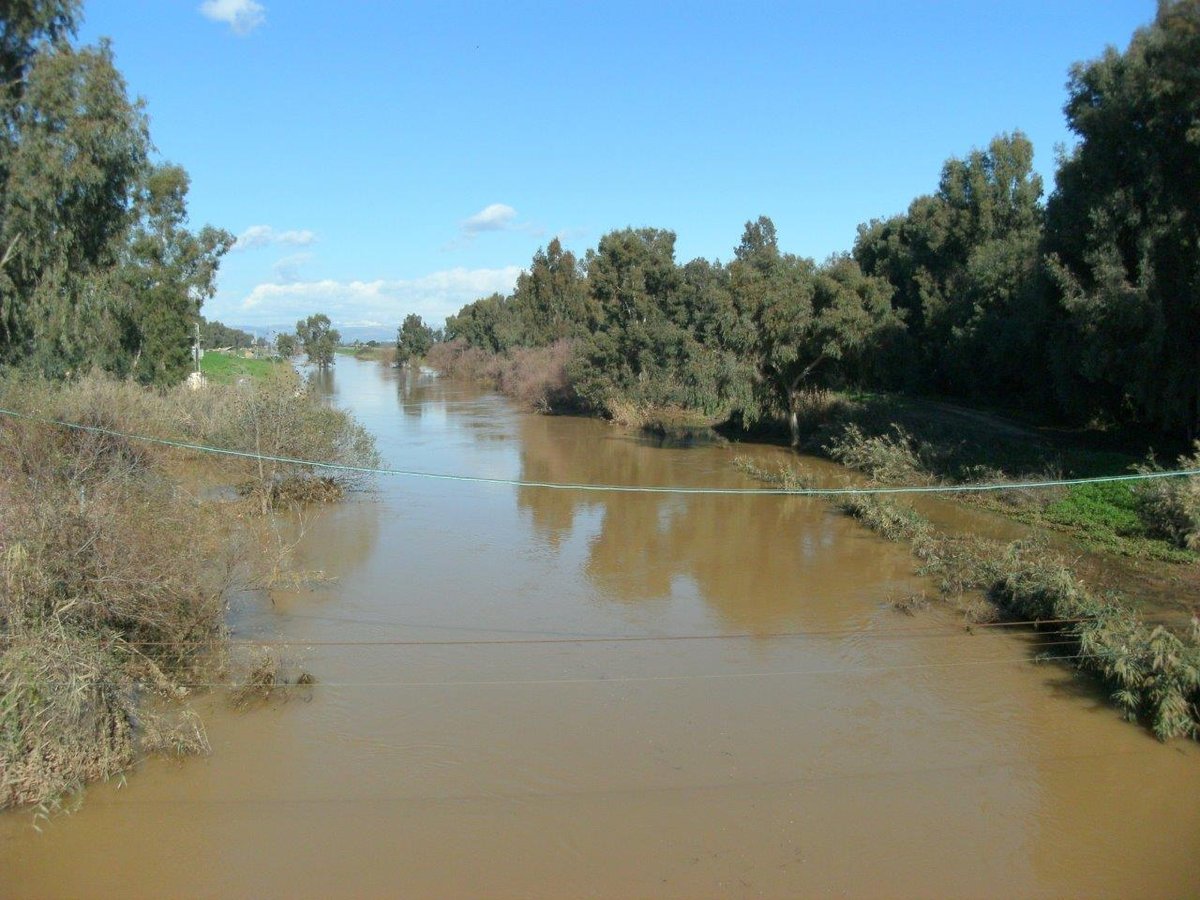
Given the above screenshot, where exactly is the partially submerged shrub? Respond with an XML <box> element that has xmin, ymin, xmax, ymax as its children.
<box><xmin>835</xmin><ymin>494</ymin><xmax>933</xmax><ymax>543</ymax></box>
<box><xmin>428</xmin><ymin>338</ymin><xmax>580</xmax><ymax>414</ymax></box>
<box><xmin>497</xmin><ymin>341</ymin><xmax>578</xmax><ymax>412</ymax></box>
<box><xmin>227</xmin><ymin>649</ymin><xmax>316</xmax><ymax>708</ymax></box>
<box><xmin>732</xmin><ymin>457</ymin><xmax>816</xmax><ymax>492</ymax></box>
<box><xmin>0</xmin><ymin>371</ymin><xmax>375</xmax><ymax>808</ymax></box>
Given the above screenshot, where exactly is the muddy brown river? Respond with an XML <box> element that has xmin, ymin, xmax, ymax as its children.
<box><xmin>3</xmin><ymin>357</ymin><xmax>1198</xmax><ymax>898</ymax></box>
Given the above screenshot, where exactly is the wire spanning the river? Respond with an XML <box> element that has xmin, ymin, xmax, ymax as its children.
<box><xmin>108</xmin><ymin>618</ymin><xmax>1092</xmax><ymax>648</ymax></box>
<box><xmin>2</xmin><ymin>406</ymin><xmax>1199</xmax><ymax>496</ymax></box>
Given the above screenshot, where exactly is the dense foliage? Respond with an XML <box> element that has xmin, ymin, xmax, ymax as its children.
<box><xmin>395</xmin><ymin>313</ymin><xmax>434</xmax><ymax>366</ymax></box>
<box><xmin>432</xmin><ymin>2</ymin><xmax>1200</xmax><ymax>441</ymax></box>
<box><xmin>201</xmin><ymin>318</ymin><xmax>256</xmax><ymax>350</ymax></box>
<box><xmin>0</xmin><ymin>3</ymin><xmax>231</xmax><ymax>386</ymax></box>
<box><xmin>295</xmin><ymin>313</ymin><xmax>338</xmax><ymax>368</ymax></box>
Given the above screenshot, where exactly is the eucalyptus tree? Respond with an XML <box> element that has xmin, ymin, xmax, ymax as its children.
<box><xmin>395</xmin><ymin>313</ymin><xmax>435</xmax><ymax>365</ymax></box>
<box><xmin>275</xmin><ymin>332</ymin><xmax>297</xmax><ymax>357</ymax></box>
<box><xmin>509</xmin><ymin>238</ymin><xmax>592</xmax><ymax>346</ymax></box>
<box><xmin>569</xmin><ymin>227</ymin><xmax>695</xmax><ymax>412</ymax></box>
<box><xmin>731</xmin><ymin>218</ymin><xmax>901</xmax><ymax>443</ymax></box>
<box><xmin>0</xmin><ymin>1</ymin><xmax>230</xmax><ymax>381</ymax></box>
<box><xmin>853</xmin><ymin>133</ymin><xmax>1044</xmax><ymax>397</ymax></box>
<box><xmin>296</xmin><ymin>313</ymin><xmax>339</xmax><ymax>368</ymax></box>
<box><xmin>0</xmin><ymin>37</ymin><xmax>148</xmax><ymax>373</ymax></box>
<box><xmin>114</xmin><ymin>165</ymin><xmax>233</xmax><ymax>385</ymax></box>
<box><xmin>1045</xmin><ymin>0</ymin><xmax>1200</xmax><ymax>436</ymax></box>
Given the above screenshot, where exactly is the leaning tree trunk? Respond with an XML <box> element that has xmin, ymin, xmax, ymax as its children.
<box><xmin>786</xmin><ymin>386</ymin><xmax>800</xmax><ymax>447</ymax></box>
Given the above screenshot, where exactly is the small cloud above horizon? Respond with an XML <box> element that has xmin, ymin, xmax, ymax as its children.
<box><xmin>463</xmin><ymin>203</ymin><xmax>518</xmax><ymax>234</ymax></box>
<box><xmin>444</xmin><ymin>203</ymin><xmax>543</xmax><ymax>250</ymax></box>
<box><xmin>199</xmin><ymin>0</ymin><xmax>266</xmax><ymax>35</ymax></box>
<box><xmin>232</xmin><ymin>225</ymin><xmax>317</xmax><ymax>251</ymax></box>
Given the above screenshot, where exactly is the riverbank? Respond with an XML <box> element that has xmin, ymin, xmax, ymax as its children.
<box><xmin>0</xmin><ymin>370</ymin><xmax>377</xmax><ymax>809</ymax></box>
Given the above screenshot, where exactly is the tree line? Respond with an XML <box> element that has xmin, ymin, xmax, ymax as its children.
<box><xmin>428</xmin><ymin>2</ymin><xmax>1200</xmax><ymax>440</ymax></box>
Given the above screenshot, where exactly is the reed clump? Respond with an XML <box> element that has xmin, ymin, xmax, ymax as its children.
<box><xmin>825</xmin><ymin>423</ymin><xmax>935</xmax><ymax>486</ymax></box>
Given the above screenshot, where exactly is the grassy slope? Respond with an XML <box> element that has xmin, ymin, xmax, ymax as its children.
<box><xmin>199</xmin><ymin>351</ymin><xmax>282</xmax><ymax>383</ymax></box>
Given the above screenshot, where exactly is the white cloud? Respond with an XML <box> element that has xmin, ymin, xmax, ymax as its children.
<box><xmin>445</xmin><ymin>203</ymin><xmax>543</xmax><ymax>250</ymax></box>
<box><xmin>462</xmin><ymin>203</ymin><xmax>517</xmax><ymax>234</ymax></box>
<box><xmin>231</xmin><ymin>266</ymin><xmax>523</xmax><ymax>327</ymax></box>
<box><xmin>199</xmin><ymin>0</ymin><xmax>266</xmax><ymax>35</ymax></box>
<box><xmin>232</xmin><ymin>225</ymin><xmax>317</xmax><ymax>251</ymax></box>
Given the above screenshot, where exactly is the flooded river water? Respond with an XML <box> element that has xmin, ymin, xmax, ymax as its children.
<box><xmin>3</xmin><ymin>356</ymin><xmax>1198</xmax><ymax>898</ymax></box>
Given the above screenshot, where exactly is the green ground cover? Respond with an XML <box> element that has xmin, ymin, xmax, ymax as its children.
<box><xmin>199</xmin><ymin>351</ymin><xmax>282</xmax><ymax>383</ymax></box>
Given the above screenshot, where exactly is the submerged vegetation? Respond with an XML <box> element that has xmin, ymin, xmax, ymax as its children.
<box><xmin>0</xmin><ymin>372</ymin><xmax>376</xmax><ymax>809</ymax></box>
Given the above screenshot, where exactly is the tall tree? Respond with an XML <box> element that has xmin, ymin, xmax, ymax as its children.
<box><xmin>732</xmin><ymin>218</ymin><xmax>901</xmax><ymax>443</ymax></box>
<box><xmin>0</xmin><ymin>38</ymin><xmax>148</xmax><ymax>373</ymax></box>
<box><xmin>296</xmin><ymin>313</ymin><xmax>339</xmax><ymax>368</ymax></box>
<box><xmin>1045</xmin><ymin>0</ymin><xmax>1200</xmax><ymax>435</ymax></box>
<box><xmin>113</xmin><ymin>165</ymin><xmax>233</xmax><ymax>385</ymax></box>
<box><xmin>395</xmin><ymin>312</ymin><xmax>434</xmax><ymax>365</ymax></box>
<box><xmin>570</xmin><ymin>228</ymin><xmax>694</xmax><ymax>412</ymax></box>
<box><xmin>509</xmin><ymin>238</ymin><xmax>592</xmax><ymax>346</ymax></box>
<box><xmin>853</xmin><ymin>133</ymin><xmax>1044</xmax><ymax>397</ymax></box>
<box><xmin>0</xmin><ymin>5</ymin><xmax>228</xmax><ymax>382</ymax></box>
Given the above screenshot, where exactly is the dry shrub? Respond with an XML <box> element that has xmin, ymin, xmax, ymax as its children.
<box><xmin>603</xmin><ymin>396</ymin><xmax>649</xmax><ymax>429</ymax></box>
<box><xmin>792</xmin><ymin>388</ymin><xmax>855</xmax><ymax>434</ymax></box>
<box><xmin>426</xmin><ymin>339</ymin><xmax>502</xmax><ymax>383</ymax></box>
<box><xmin>194</xmin><ymin>368</ymin><xmax>379</xmax><ymax>511</ymax></box>
<box><xmin>428</xmin><ymin>339</ymin><xmax>580</xmax><ymax>413</ymax></box>
<box><xmin>496</xmin><ymin>341</ymin><xmax>577</xmax><ymax>412</ymax></box>
<box><xmin>0</xmin><ymin>370</ymin><xmax>377</xmax><ymax>808</ymax></box>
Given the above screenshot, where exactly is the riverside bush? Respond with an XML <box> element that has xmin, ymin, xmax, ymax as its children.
<box><xmin>0</xmin><ymin>372</ymin><xmax>377</xmax><ymax>808</ymax></box>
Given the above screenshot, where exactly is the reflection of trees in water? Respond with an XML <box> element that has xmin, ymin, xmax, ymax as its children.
<box><xmin>306</xmin><ymin>366</ymin><xmax>335</xmax><ymax>398</ymax></box>
<box><xmin>516</xmin><ymin>414</ymin><xmax>914</xmax><ymax>630</ymax></box>
<box><xmin>395</xmin><ymin>367</ymin><xmax>437</xmax><ymax>418</ymax></box>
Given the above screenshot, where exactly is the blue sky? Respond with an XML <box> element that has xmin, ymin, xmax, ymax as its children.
<box><xmin>81</xmin><ymin>0</ymin><xmax>1153</xmax><ymax>336</ymax></box>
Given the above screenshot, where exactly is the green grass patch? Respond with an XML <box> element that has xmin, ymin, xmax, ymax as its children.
<box><xmin>199</xmin><ymin>351</ymin><xmax>282</xmax><ymax>383</ymax></box>
<box><xmin>989</xmin><ymin>481</ymin><xmax>1197</xmax><ymax>563</ymax></box>
<box><xmin>1043</xmin><ymin>482</ymin><xmax>1143</xmax><ymax>536</ymax></box>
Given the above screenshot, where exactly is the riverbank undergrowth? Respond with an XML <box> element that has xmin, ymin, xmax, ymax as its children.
<box><xmin>0</xmin><ymin>370</ymin><xmax>376</xmax><ymax>809</ymax></box>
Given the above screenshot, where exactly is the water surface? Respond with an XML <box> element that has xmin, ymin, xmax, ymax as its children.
<box><xmin>3</xmin><ymin>357</ymin><xmax>1197</xmax><ymax>898</ymax></box>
